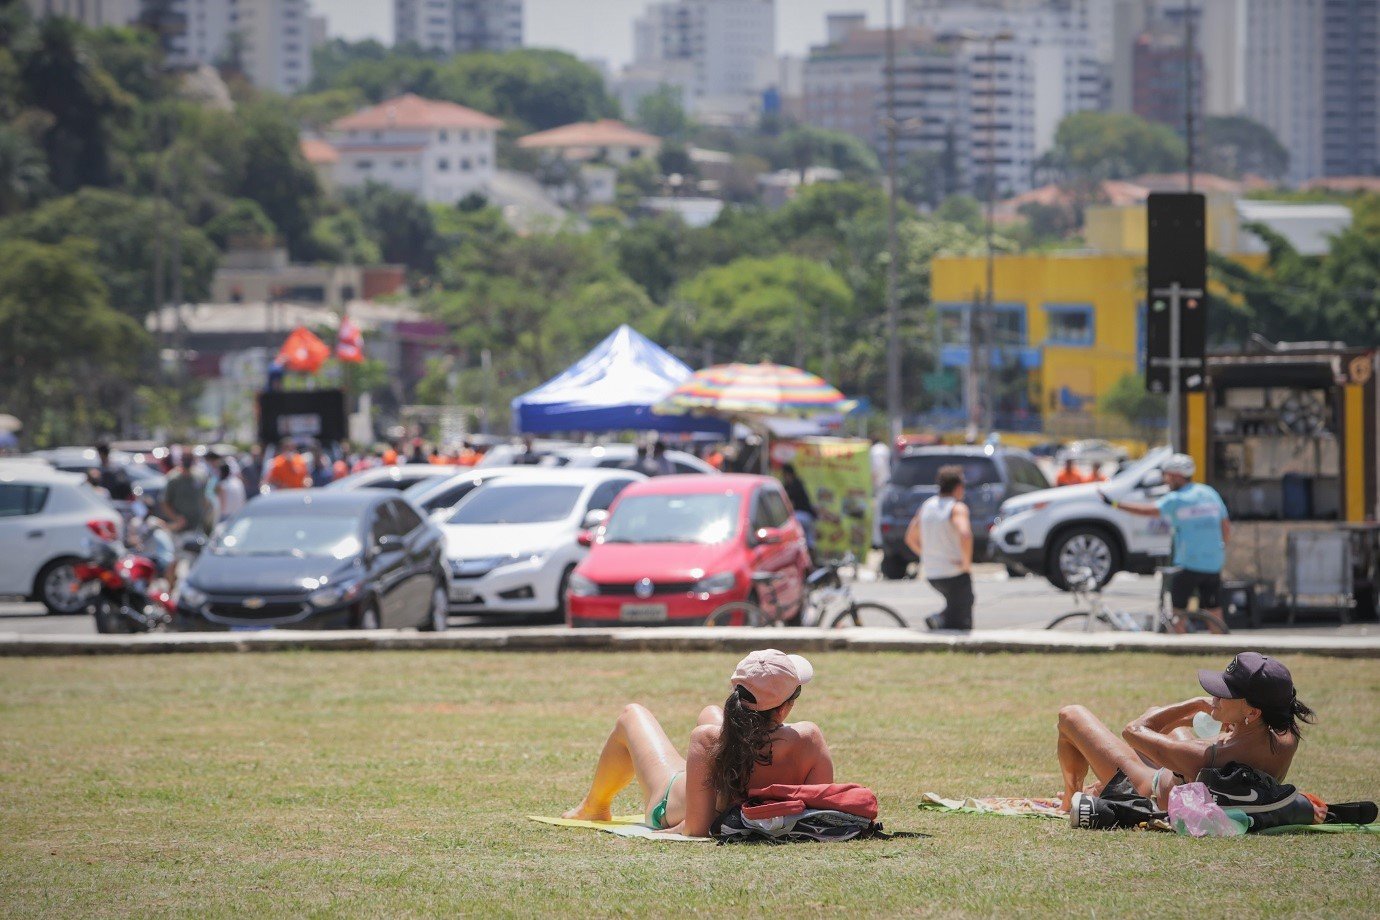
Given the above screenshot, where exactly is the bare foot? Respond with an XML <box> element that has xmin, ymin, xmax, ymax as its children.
<box><xmin>562</xmin><ymin>801</ymin><xmax>613</xmax><ymax>821</ymax></box>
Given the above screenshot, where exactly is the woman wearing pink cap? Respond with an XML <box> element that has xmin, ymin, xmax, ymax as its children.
<box><xmin>562</xmin><ymin>649</ymin><xmax>834</xmax><ymax>837</ymax></box>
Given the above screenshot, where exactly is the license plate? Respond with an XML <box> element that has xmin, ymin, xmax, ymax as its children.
<box><xmin>620</xmin><ymin>603</ymin><xmax>667</xmax><ymax>623</ymax></box>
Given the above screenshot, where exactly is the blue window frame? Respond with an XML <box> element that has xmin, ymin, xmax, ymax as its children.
<box><xmin>1043</xmin><ymin>302</ymin><xmax>1094</xmax><ymax>347</ymax></box>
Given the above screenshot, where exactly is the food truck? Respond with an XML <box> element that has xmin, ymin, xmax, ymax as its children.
<box><xmin>1186</xmin><ymin>341</ymin><xmax>1378</xmax><ymax>623</ymax></box>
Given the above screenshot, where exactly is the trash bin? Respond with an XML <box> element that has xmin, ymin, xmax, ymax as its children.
<box><xmin>1221</xmin><ymin>581</ymin><xmax>1257</xmax><ymax>629</ymax></box>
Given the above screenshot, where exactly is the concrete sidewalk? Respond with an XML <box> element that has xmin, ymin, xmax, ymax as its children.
<box><xmin>2</xmin><ymin>627</ymin><xmax>1377</xmax><ymax>658</ymax></box>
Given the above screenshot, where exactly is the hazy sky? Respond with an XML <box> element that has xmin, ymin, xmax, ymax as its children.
<box><xmin>310</xmin><ymin>0</ymin><xmax>895</xmax><ymax>67</ymax></box>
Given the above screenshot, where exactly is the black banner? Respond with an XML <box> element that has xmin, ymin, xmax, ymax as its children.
<box><xmin>257</xmin><ymin>390</ymin><xmax>348</xmax><ymax>445</ymax></box>
<box><xmin>1145</xmin><ymin>192</ymin><xmax>1207</xmax><ymax>392</ymax></box>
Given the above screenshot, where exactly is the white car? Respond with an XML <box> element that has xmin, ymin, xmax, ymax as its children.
<box><xmin>403</xmin><ymin>466</ymin><xmax>549</xmax><ymax>519</ymax></box>
<box><xmin>440</xmin><ymin>468</ymin><xmax>645</xmax><ymax>618</ymax></box>
<box><xmin>325</xmin><ymin>465</ymin><xmax>454</xmax><ymax>493</ymax></box>
<box><xmin>991</xmin><ymin>447</ymin><xmax>1173</xmax><ymax>590</ymax></box>
<box><xmin>0</xmin><ymin>464</ymin><xmax>122</xmax><ymax>614</ymax></box>
<box><xmin>551</xmin><ymin>445</ymin><xmax>719</xmax><ymax>475</ymax></box>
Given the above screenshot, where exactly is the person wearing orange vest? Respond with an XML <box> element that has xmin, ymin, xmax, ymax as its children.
<box><xmin>265</xmin><ymin>440</ymin><xmax>311</xmax><ymax>490</ymax></box>
<box><xmin>1055</xmin><ymin>458</ymin><xmax>1087</xmax><ymax>487</ymax></box>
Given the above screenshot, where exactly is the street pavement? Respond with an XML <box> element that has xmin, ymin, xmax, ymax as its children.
<box><xmin>3</xmin><ymin>564</ymin><xmax>1374</xmax><ymax>637</ymax></box>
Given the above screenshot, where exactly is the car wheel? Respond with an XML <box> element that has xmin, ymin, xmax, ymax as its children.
<box><xmin>1048</xmin><ymin>528</ymin><xmax>1120</xmax><ymax>591</ymax></box>
<box><xmin>879</xmin><ymin>553</ymin><xmax>910</xmax><ymax>581</ymax></box>
<box><xmin>358</xmin><ymin>601</ymin><xmax>381</xmax><ymax>630</ymax></box>
<box><xmin>550</xmin><ymin>565</ymin><xmax>575</xmax><ymax>625</ymax></box>
<box><xmin>420</xmin><ymin>578</ymin><xmax>449</xmax><ymax>632</ymax></box>
<box><xmin>35</xmin><ymin>557</ymin><xmax>86</xmax><ymax>616</ymax></box>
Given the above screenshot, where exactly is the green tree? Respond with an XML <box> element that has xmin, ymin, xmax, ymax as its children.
<box><xmin>776</xmin><ymin>124</ymin><xmax>881</xmax><ymax>181</ymax></box>
<box><xmin>1041</xmin><ymin>112</ymin><xmax>1186</xmax><ymax>183</ymax></box>
<box><xmin>203</xmin><ymin>198</ymin><xmax>277</xmax><ymax>249</ymax></box>
<box><xmin>1098</xmin><ymin>373</ymin><xmax>1167</xmax><ymax>439</ymax></box>
<box><xmin>343</xmin><ymin>182</ymin><xmax>440</xmax><ymax>274</ymax></box>
<box><xmin>214</xmin><ymin>100</ymin><xmax>324</xmax><ymax>257</ymax></box>
<box><xmin>436</xmin><ymin>49</ymin><xmax>617</xmax><ymax>132</ymax></box>
<box><xmin>0</xmin><ymin>188</ymin><xmax>218</xmax><ymax>318</ymax></box>
<box><xmin>0</xmin><ymin>237</ymin><xmax>148</xmax><ymax>443</ymax></box>
<box><xmin>0</xmin><ymin>123</ymin><xmax>48</xmax><ymax>215</ymax></box>
<box><xmin>304</xmin><ymin>206</ymin><xmax>383</xmax><ymax>265</ymax></box>
<box><xmin>1200</xmin><ymin>116</ymin><xmax>1290</xmax><ymax>180</ymax></box>
<box><xmin>635</xmin><ymin>85</ymin><xmax>689</xmax><ymax>139</ymax></box>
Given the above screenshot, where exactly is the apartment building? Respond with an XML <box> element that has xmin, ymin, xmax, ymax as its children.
<box><xmin>24</xmin><ymin>0</ymin><xmax>140</xmax><ymax>26</ymax></box>
<box><xmin>328</xmin><ymin>94</ymin><xmax>503</xmax><ymax>205</ymax></box>
<box><xmin>393</xmin><ymin>0</ymin><xmax>524</xmax><ymax>53</ymax></box>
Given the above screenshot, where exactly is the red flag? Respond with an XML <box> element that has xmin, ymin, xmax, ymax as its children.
<box><xmin>276</xmin><ymin>326</ymin><xmax>331</xmax><ymax>374</ymax></box>
<box><xmin>336</xmin><ymin>316</ymin><xmax>364</xmax><ymax>363</ymax></box>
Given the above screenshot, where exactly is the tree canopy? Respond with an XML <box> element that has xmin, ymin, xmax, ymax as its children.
<box><xmin>1041</xmin><ymin>112</ymin><xmax>1187</xmax><ymax>183</ymax></box>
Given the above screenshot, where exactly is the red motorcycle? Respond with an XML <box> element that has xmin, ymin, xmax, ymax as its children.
<box><xmin>76</xmin><ymin>520</ymin><xmax>175</xmax><ymax>634</ymax></box>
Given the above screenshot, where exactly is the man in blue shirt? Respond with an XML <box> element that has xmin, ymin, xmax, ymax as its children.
<box><xmin>1100</xmin><ymin>453</ymin><xmax>1230</xmax><ymax>633</ymax></box>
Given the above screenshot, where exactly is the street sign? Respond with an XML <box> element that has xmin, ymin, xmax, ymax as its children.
<box><xmin>1145</xmin><ymin>192</ymin><xmax>1207</xmax><ymax>392</ymax></box>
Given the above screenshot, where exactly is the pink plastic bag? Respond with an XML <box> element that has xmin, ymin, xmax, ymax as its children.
<box><xmin>1168</xmin><ymin>782</ymin><xmax>1248</xmax><ymax>837</ymax></box>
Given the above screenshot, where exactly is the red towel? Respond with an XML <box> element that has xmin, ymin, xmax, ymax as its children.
<box><xmin>747</xmin><ymin>783</ymin><xmax>879</xmax><ymax>821</ymax></box>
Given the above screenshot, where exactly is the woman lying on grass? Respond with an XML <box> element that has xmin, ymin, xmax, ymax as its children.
<box><xmin>563</xmin><ymin>649</ymin><xmax>833</xmax><ymax>837</ymax></box>
<box><xmin>1055</xmin><ymin>651</ymin><xmax>1316</xmax><ymax>813</ymax></box>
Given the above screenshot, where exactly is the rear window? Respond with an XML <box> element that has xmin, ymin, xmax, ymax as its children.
<box><xmin>892</xmin><ymin>456</ymin><xmax>999</xmax><ymax>489</ymax></box>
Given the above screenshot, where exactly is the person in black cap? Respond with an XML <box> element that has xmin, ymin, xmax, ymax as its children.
<box><xmin>1054</xmin><ymin>652</ymin><xmax>1315</xmax><ymax>814</ymax></box>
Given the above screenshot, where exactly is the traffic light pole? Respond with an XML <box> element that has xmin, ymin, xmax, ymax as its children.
<box><xmin>1150</xmin><ymin>282</ymin><xmax>1203</xmax><ymax>453</ymax></box>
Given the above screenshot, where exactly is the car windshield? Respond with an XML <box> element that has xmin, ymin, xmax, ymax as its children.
<box><xmin>892</xmin><ymin>456</ymin><xmax>999</xmax><ymax>489</ymax></box>
<box><xmin>213</xmin><ymin>513</ymin><xmax>362</xmax><ymax>559</ymax></box>
<box><xmin>1111</xmin><ymin>447</ymin><xmax>1170</xmax><ymax>484</ymax></box>
<box><xmin>446</xmin><ymin>484</ymin><xmax>583</xmax><ymax>525</ymax></box>
<box><xmin>602</xmin><ymin>493</ymin><xmax>740</xmax><ymax>544</ymax></box>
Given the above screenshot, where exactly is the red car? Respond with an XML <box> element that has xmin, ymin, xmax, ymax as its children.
<box><xmin>565</xmin><ymin>474</ymin><xmax>810</xmax><ymax>627</ymax></box>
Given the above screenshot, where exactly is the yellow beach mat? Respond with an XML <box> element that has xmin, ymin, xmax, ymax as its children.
<box><xmin>528</xmin><ymin>814</ymin><xmax>712</xmax><ymax>842</ymax></box>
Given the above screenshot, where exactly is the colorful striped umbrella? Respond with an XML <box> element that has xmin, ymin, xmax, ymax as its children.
<box><xmin>657</xmin><ymin>362</ymin><xmax>857</xmax><ymax>417</ymax></box>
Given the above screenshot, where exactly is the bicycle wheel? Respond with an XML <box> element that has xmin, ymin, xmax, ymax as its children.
<box><xmin>1157</xmin><ymin>610</ymin><xmax>1231</xmax><ymax>635</ymax></box>
<box><xmin>704</xmin><ymin>602</ymin><xmax>764</xmax><ymax>627</ymax></box>
<box><xmin>1045</xmin><ymin>611</ymin><xmax>1114</xmax><ymax>632</ymax></box>
<box><xmin>828</xmin><ymin>602</ymin><xmax>907</xmax><ymax>629</ymax></box>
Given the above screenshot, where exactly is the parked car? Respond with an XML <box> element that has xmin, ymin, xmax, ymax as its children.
<box><xmin>325</xmin><ymin>465</ymin><xmax>454</xmax><ymax>493</ymax></box>
<box><xmin>440</xmin><ymin>468</ymin><xmax>644</xmax><ymax>619</ymax></box>
<box><xmin>876</xmin><ymin>445</ymin><xmax>1050</xmax><ymax>580</ymax></box>
<box><xmin>474</xmin><ymin>439</ymin><xmax>578</xmax><ymax>468</ymax></box>
<box><xmin>566</xmin><ymin>473</ymin><xmax>811</xmax><ymax>627</ymax></box>
<box><xmin>402</xmin><ymin>466</ymin><xmax>547</xmax><ymax>518</ymax></box>
<box><xmin>1056</xmin><ymin>439</ymin><xmax>1130</xmax><ymax>468</ymax></box>
<box><xmin>991</xmin><ymin>446</ymin><xmax>1174</xmax><ymax>590</ymax></box>
<box><xmin>0</xmin><ymin>463</ymin><xmax>122</xmax><ymax>614</ymax></box>
<box><xmin>550</xmin><ymin>445</ymin><xmax>719</xmax><ymax>475</ymax></box>
<box><xmin>173</xmin><ymin>490</ymin><xmax>449</xmax><ymax>630</ymax></box>
<box><xmin>28</xmin><ymin>447</ymin><xmax>166</xmax><ymax>508</ymax></box>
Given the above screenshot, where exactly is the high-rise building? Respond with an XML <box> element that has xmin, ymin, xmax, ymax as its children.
<box><xmin>623</xmin><ymin>0</ymin><xmax>776</xmax><ymax>122</ymax></box>
<box><xmin>24</xmin><ymin>0</ymin><xmax>141</xmax><ymax>26</ymax></box>
<box><xmin>1246</xmin><ymin>0</ymin><xmax>1378</xmax><ymax>182</ymax></box>
<box><xmin>1130</xmin><ymin>26</ymin><xmax>1201</xmax><ymax>129</ymax></box>
<box><xmin>393</xmin><ymin>0</ymin><xmax>524</xmax><ymax>53</ymax></box>
<box><xmin>139</xmin><ymin>0</ymin><xmax>311</xmax><ymax>93</ymax></box>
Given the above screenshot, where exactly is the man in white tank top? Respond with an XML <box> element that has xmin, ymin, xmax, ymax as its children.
<box><xmin>903</xmin><ymin>464</ymin><xmax>974</xmax><ymax>630</ymax></box>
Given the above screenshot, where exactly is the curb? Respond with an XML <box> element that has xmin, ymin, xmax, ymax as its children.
<box><xmin>1</xmin><ymin>628</ymin><xmax>1377</xmax><ymax>658</ymax></box>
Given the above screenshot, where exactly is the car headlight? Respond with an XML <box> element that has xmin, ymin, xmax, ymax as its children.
<box><xmin>498</xmin><ymin>550</ymin><xmax>548</xmax><ymax>570</ymax></box>
<box><xmin>693</xmin><ymin>571</ymin><xmax>737</xmax><ymax>595</ymax></box>
<box><xmin>308</xmin><ymin>581</ymin><xmax>363</xmax><ymax>608</ymax></box>
<box><xmin>567</xmin><ymin>573</ymin><xmax>598</xmax><ymax>597</ymax></box>
<box><xmin>174</xmin><ymin>583</ymin><xmax>207</xmax><ymax>609</ymax></box>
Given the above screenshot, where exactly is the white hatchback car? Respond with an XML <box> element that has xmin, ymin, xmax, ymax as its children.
<box><xmin>552</xmin><ymin>445</ymin><xmax>719</xmax><ymax>475</ymax></box>
<box><xmin>0</xmin><ymin>463</ymin><xmax>121</xmax><ymax>614</ymax></box>
<box><xmin>440</xmin><ymin>468</ymin><xmax>644</xmax><ymax>618</ymax></box>
<box><xmin>325</xmin><ymin>465</ymin><xmax>455</xmax><ymax>493</ymax></box>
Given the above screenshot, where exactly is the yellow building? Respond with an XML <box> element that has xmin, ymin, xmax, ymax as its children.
<box><xmin>930</xmin><ymin>251</ymin><xmax>1146</xmax><ymax>419</ymax></box>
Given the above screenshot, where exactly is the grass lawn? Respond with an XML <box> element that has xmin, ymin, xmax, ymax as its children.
<box><xmin>1</xmin><ymin>649</ymin><xmax>1377</xmax><ymax>918</ymax></box>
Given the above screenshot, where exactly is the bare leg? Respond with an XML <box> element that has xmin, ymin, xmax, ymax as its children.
<box><xmin>1056</xmin><ymin>705</ymin><xmax>1158</xmax><ymax>810</ymax></box>
<box><xmin>563</xmin><ymin>703</ymin><xmax>686</xmax><ymax>821</ymax></box>
<box><xmin>1170</xmin><ymin>608</ymin><xmax>1189</xmax><ymax>634</ymax></box>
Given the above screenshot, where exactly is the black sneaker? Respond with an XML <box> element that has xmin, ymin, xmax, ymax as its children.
<box><xmin>1069</xmin><ymin>792</ymin><xmax>1120</xmax><ymax>830</ymax></box>
<box><xmin>1327</xmin><ymin>801</ymin><xmax>1377</xmax><ymax>825</ymax></box>
<box><xmin>1197</xmin><ymin>763</ymin><xmax>1318</xmax><ymax>830</ymax></box>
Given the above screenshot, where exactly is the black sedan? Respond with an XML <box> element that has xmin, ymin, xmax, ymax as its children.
<box><xmin>174</xmin><ymin>491</ymin><xmax>449</xmax><ymax>631</ymax></box>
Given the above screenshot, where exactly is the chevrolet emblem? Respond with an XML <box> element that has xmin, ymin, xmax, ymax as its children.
<box><xmin>243</xmin><ymin>597</ymin><xmax>266</xmax><ymax>610</ymax></box>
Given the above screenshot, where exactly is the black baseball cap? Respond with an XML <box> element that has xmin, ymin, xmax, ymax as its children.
<box><xmin>1198</xmin><ymin>652</ymin><xmax>1295</xmax><ymax>709</ymax></box>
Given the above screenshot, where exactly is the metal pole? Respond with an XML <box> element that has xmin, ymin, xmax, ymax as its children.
<box><xmin>883</xmin><ymin>0</ymin><xmax>902</xmax><ymax>442</ymax></box>
<box><xmin>983</xmin><ymin>34</ymin><xmax>998</xmax><ymax>434</ymax></box>
<box><xmin>1168</xmin><ymin>282</ymin><xmax>1182</xmax><ymax>451</ymax></box>
<box><xmin>1184</xmin><ymin>0</ymin><xmax>1195</xmax><ymax>192</ymax></box>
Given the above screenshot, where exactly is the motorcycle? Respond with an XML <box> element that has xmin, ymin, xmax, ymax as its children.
<box><xmin>76</xmin><ymin>520</ymin><xmax>177</xmax><ymax>634</ymax></box>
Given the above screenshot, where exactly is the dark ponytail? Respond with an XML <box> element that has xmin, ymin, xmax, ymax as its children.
<box><xmin>710</xmin><ymin>686</ymin><xmax>781</xmax><ymax>803</ymax></box>
<box><xmin>1258</xmin><ymin>693</ymin><xmax>1316</xmax><ymax>743</ymax></box>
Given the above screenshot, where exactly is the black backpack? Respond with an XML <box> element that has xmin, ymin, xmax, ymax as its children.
<box><xmin>711</xmin><ymin>804</ymin><xmax>881</xmax><ymax>844</ymax></box>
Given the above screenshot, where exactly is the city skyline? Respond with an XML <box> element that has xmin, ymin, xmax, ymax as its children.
<box><xmin>313</xmin><ymin>0</ymin><xmax>892</xmax><ymax>65</ymax></box>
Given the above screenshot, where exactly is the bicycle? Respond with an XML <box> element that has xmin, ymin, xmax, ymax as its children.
<box><xmin>1044</xmin><ymin>566</ymin><xmax>1229</xmax><ymax>634</ymax></box>
<box><xmin>704</xmin><ymin>554</ymin><xmax>908</xmax><ymax>629</ymax></box>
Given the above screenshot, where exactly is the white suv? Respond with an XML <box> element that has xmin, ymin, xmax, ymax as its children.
<box><xmin>991</xmin><ymin>447</ymin><xmax>1173</xmax><ymax>589</ymax></box>
<box><xmin>0</xmin><ymin>463</ymin><xmax>122</xmax><ymax>614</ymax></box>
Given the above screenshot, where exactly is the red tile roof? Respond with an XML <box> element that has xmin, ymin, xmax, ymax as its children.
<box><xmin>518</xmin><ymin>119</ymin><xmax>661</xmax><ymax>150</ymax></box>
<box><xmin>300</xmin><ymin>137</ymin><xmax>339</xmax><ymax>164</ymax></box>
<box><xmin>332</xmin><ymin>93</ymin><xmax>503</xmax><ymax>132</ymax></box>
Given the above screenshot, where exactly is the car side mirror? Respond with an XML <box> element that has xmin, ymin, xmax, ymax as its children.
<box><xmin>753</xmin><ymin>527</ymin><xmax>783</xmax><ymax>546</ymax></box>
<box><xmin>581</xmin><ymin>509</ymin><xmax>609</xmax><ymax>531</ymax></box>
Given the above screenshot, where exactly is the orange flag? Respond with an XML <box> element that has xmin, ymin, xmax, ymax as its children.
<box><xmin>276</xmin><ymin>326</ymin><xmax>331</xmax><ymax>374</ymax></box>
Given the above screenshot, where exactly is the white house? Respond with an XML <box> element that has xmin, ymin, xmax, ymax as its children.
<box><xmin>517</xmin><ymin>119</ymin><xmax>661</xmax><ymax>206</ymax></box>
<box><xmin>329</xmin><ymin>94</ymin><xmax>504</xmax><ymax>205</ymax></box>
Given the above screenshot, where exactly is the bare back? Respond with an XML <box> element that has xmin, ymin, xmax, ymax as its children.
<box><xmin>1206</xmin><ymin>726</ymin><xmax>1298</xmax><ymax>781</ymax></box>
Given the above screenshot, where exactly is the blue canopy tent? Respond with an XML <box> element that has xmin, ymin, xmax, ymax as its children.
<box><xmin>511</xmin><ymin>325</ymin><xmax>729</xmax><ymax>435</ymax></box>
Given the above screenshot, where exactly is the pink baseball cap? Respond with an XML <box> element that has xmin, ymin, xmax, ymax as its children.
<box><xmin>730</xmin><ymin>649</ymin><xmax>814</xmax><ymax>711</ymax></box>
